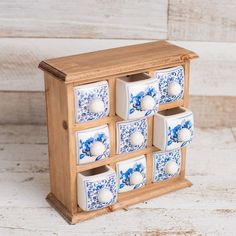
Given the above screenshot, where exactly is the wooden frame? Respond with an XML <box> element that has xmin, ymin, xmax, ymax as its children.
<box><xmin>40</xmin><ymin>41</ymin><xmax>198</xmax><ymax>224</ymax></box>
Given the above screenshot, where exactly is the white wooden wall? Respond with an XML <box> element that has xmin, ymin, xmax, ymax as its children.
<box><xmin>0</xmin><ymin>0</ymin><xmax>236</xmax><ymax>127</ymax></box>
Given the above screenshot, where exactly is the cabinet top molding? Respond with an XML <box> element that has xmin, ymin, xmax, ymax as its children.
<box><xmin>39</xmin><ymin>40</ymin><xmax>198</xmax><ymax>84</ymax></box>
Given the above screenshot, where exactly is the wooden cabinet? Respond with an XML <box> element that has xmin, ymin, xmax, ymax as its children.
<box><xmin>39</xmin><ymin>40</ymin><xmax>198</xmax><ymax>224</ymax></box>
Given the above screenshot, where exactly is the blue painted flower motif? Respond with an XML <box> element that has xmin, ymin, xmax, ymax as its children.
<box><xmin>129</xmin><ymin>86</ymin><xmax>158</xmax><ymax>117</ymax></box>
<box><xmin>155</xmin><ymin>66</ymin><xmax>184</xmax><ymax>104</ymax></box>
<box><xmin>85</xmin><ymin>173</ymin><xmax>117</xmax><ymax>211</ymax></box>
<box><xmin>117</xmin><ymin>118</ymin><xmax>148</xmax><ymax>154</ymax></box>
<box><xmin>117</xmin><ymin>156</ymin><xmax>146</xmax><ymax>192</ymax></box>
<box><xmin>167</xmin><ymin>119</ymin><xmax>193</xmax><ymax>147</ymax></box>
<box><xmin>153</xmin><ymin>149</ymin><xmax>181</xmax><ymax>182</ymax></box>
<box><xmin>76</xmin><ymin>125</ymin><xmax>110</xmax><ymax>164</ymax></box>
<box><xmin>74</xmin><ymin>81</ymin><xmax>109</xmax><ymax>123</ymax></box>
<box><xmin>79</xmin><ymin>132</ymin><xmax>109</xmax><ymax>161</ymax></box>
<box><xmin>119</xmin><ymin>162</ymin><xmax>146</xmax><ymax>190</ymax></box>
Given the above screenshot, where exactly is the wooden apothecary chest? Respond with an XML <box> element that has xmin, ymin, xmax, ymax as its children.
<box><xmin>39</xmin><ymin>41</ymin><xmax>198</xmax><ymax>224</ymax></box>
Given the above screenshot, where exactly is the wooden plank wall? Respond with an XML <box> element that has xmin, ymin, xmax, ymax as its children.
<box><xmin>0</xmin><ymin>0</ymin><xmax>235</xmax><ymax>127</ymax></box>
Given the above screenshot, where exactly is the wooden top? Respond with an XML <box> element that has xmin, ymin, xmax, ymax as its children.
<box><xmin>39</xmin><ymin>41</ymin><xmax>198</xmax><ymax>84</ymax></box>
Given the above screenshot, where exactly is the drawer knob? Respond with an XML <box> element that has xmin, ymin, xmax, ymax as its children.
<box><xmin>90</xmin><ymin>141</ymin><xmax>106</xmax><ymax>156</ymax></box>
<box><xmin>178</xmin><ymin>128</ymin><xmax>192</xmax><ymax>142</ymax></box>
<box><xmin>141</xmin><ymin>95</ymin><xmax>156</xmax><ymax>111</ymax></box>
<box><xmin>164</xmin><ymin>160</ymin><xmax>179</xmax><ymax>175</ymax></box>
<box><xmin>129</xmin><ymin>131</ymin><xmax>144</xmax><ymax>146</ymax></box>
<box><xmin>130</xmin><ymin>171</ymin><xmax>143</xmax><ymax>185</ymax></box>
<box><xmin>168</xmin><ymin>81</ymin><xmax>181</xmax><ymax>96</ymax></box>
<box><xmin>89</xmin><ymin>98</ymin><xmax>105</xmax><ymax>113</ymax></box>
<box><xmin>98</xmin><ymin>188</ymin><xmax>113</xmax><ymax>203</ymax></box>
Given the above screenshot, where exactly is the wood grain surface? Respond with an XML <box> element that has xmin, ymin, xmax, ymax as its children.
<box><xmin>0</xmin><ymin>0</ymin><xmax>167</xmax><ymax>39</ymax></box>
<box><xmin>39</xmin><ymin>41</ymin><xmax>197</xmax><ymax>83</ymax></box>
<box><xmin>168</xmin><ymin>0</ymin><xmax>236</xmax><ymax>42</ymax></box>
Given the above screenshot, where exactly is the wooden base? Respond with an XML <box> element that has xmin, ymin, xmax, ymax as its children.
<box><xmin>46</xmin><ymin>177</ymin><xmax>192</xmax><ymax>224</ymax></box>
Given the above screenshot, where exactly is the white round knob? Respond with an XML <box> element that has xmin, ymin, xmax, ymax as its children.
<box><xmin>89</xmin><ymin>98</ymin><xmax>105</xmax><ymax>113</ymax></box>
<box><xmin>130</xmin><ymin>171</ymin><xmax>143</xmax><ymax>185</ymax></box>
<box><xmin>90</xmin><ymin>141</ymin><xmax>106</xmax><ymax>156</ymax></box>
<box><xmin>129</xmin><ymin>132</ymin><xmax>144</xmax><ymax>146</ymax></box>
<box><xmin>178</xmin><ymin>128</ymin><xmax>192</xmax><ymax>142</ymax></box>
<box><xmin>97</xmin><ymin>188</ymin><xmax>113</xmax><ymax>203</ymax></box>
<box><xmin>141</xmin><ymin>95</ymin><xmax>156</xmax><ymax>111</ymax></box>
<box><xmin>168</xmin><ymin>81</ymin><xmax>182</xmax><ymax>96</ymax></box>
<box><xmin>164</xmin><ymin>160</ymin><xmax>179</xmax><ymax>175</ymax></box>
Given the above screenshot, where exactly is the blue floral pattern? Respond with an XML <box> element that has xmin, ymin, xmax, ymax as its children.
<box><xmin>153</xmin><ymin>149</ymin><xmax>181</xmax><ymax>182</ymax></box>
<box><xmin>116</xmin><ymin>118</ymin><xmax>148</xmax><ymax>154</ymax></box>
<box><xmin>126</xmin><ymin>78</ymin><xmax>159</xmax><ymax>120</ymax></box>
<box><xmin>129</xmin><ymin>86</ymin><xmax>159</xmax><ymax>118</ymax></box>
<box><xmin>74</xmin><ymin>81</ymin><xmax>109</xmax><ymax>123</ymax></box>
<box><xmin>166</xmin><ymin>115</ymin><xmax>194</xmax><ymax>151</ymax></box>
<box><xmin>84</xmin><ymin>173</ymin><xmax>117</xmax><ymax>211</ymax></box>
<box><xmin>116</xmin><ymin>156</ymin><xmax>146</xmax><ymax>193</ymax></box>
<box><xmin>155</xmin><ymin>66</ymin><xmax>184</xmax><ymax>104</ymax></box>
<box><xmin>76</xmin><ymin>125</ymin><xmax>110</xmax><ymax>164</ymax></box>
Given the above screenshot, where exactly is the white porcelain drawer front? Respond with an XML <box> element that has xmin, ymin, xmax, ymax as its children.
<box><xmin>116</xmin><ymin>74</ymin><xmax>159</xmax><ymax>120</ymax></box>
<box><xmin>116</xmin><ymin>155</ymin><xmax>146</xmax><ymax>193</ymax></box>
<box><xmin>76</xmin><ymin>125</ymin><xmax>110</xmax><ymax>164</ymax></box>
<box><xmin>116</xmin><ymin>118</ymin><xmax>148</xmax><ymax>154</ymax></box>
<box><xmin>153</xmin><ymin>149</ymin><xmax>181</xmax><ymax>183</ymax></box>
<box><xmin>154</xmin><ymin>66</ymin><xmax>184</xmax><ymax>104</ymax></box>
<box><xmin>74</xmin><ymin>81</ymin><xmax>109</xmax><ymax>123</ymax></box>
<box><xmin>153</xmin><ymin>107</ymin><xmax>194</xmax><ymax>151</ymax></box>
<box><xmin>77</xmin><ymin>166</ymin><xmax>117</xmax><ymax>211</ymax></box>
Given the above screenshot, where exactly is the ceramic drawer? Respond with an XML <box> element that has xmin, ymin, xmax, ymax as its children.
<box><xmin>153</xmin><ymin>107</ymin><xmax>194</xmax><ymax>151</ymax></box>
<box><xmin>116</xmin><ymin>74</ymin><xmax>159</xmax><ymax>120</ymax></box>
<box><xmin>154</xmin><ymin>66</ymin><xmax>184</xmax><ymax>104</ymax></box>
<box><xmin>116</xmin><ymin>118</ymin><xmax>148</xmax><ymax>154</ymax></box>
<box><xmin>77</xmin><ymin>166</ymin><xmax>117</xmax><ymax>211</ymax></box>
<box><xmin>74</xmin><ymin>81</ymin><xmax>109</xmax><ymax>123</ymax></box>
<box><xmin>153</xmin><ymin>149</ymin><xmax>181</xmax><ymax>183</ymax></box>
<box><xmin>116</xmin><ymin>155</ymin><xmax>146</xmax><ymax>193</ymax></box>
<box><xmin>76</xmin><ymin>125</ymin><xmax>110</xmax><ymax>164</ymax></box>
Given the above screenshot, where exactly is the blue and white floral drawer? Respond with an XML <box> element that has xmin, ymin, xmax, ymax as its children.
<box><xmin>116</xmin><ymin>155</ymin><xmax>146</xmax><ymax>193</ymax></box>
<box><xmin>77</xmin><ymin>165</ymin><xmax>117</xmax><ymax>211</ymax></box>
<box><xmin>153</xmin><ymin>107</ymin><xmax>194</xmax><ymax>151</ymax></box>
<box><xmin>74</xmin><ymin>81</ymin><xmax>109</xmax><ymax>123</ymax></box>
<box><xmin>153</xmin><ymin>149</ymin><xmax>181</xmax><ymax>183</ymax></box>
<box><xmin>116</xmin><ymin>74</ymin><xmax>159</xmax><ymax>120</ymax></box>
<box><xmin>76</xmin><ymin>125</ymin><xmax>110</xmax><ymax>164</ymax></box>
<box><xmin>116</xmin><ymin>118</ymin><xmax>148</xmax><ymax>154</ymax></box>
<box><xmin>154</xmin><ymin>66</ymin><xmax>184</xmax><ymax>104</ymax></box>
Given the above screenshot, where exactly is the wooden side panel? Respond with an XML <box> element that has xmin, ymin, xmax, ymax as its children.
<box><xmin>44</xmin><ymin>73</ymin><xmax>77</xmax><ymax>213</ymax></box>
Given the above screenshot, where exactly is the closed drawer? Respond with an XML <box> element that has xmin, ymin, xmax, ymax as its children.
<box><xmin>74</xmin><ymin>81</ymin><xmax>109</xmax><ymax>123</ymax></box>
<box><xmin>154</xmin><ymin>66</ymin><xmax>184</xmax><ymax>104</ymax></box>
<box><xmin>153</xmin><ymin>107</ymin><xmax>194</xmax><ymax>151</ymax></box>
<box><xmin>76</xmin><ymin>125</ymin><xmax>110</xmax><ymax>164</ymax></box>
<box><xmin>116</xmin><ymin>118</ymin><xmax>148</xmax><ymax>154</ymax></box>
<box><xmin>116</xmin><ymin>155</ymin><xmax>146</xmax><ymax>193</ymax></box>
<box><xmin>77</xmin><ymin>166</ymin><xmax>117</xmax><ymax>211</ymax></box>
<box><xmin>116</xmin><ymin>74</ymin><xmax>159</xmax><ymax>120</ymax></box>
<box><xmin>153</xmin><ymin>149</ymin><xmax>181</xmax><ymax>183</ymax></box>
